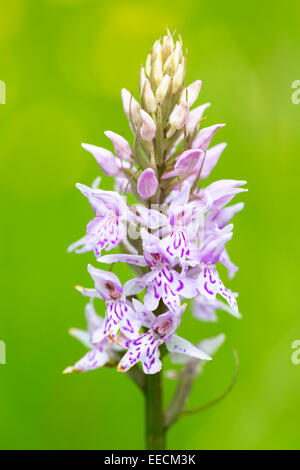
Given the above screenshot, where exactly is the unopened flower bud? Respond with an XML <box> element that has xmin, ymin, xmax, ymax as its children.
<box><xmin>155</xmin><ymin>74</ymin><xmax>171</xmax><ymax>104</ymax></box>
<box><xmin>161</xmin><ymin>33</ymin><xmax>174</xmax><ymax>61</ymax></box>
<box><xmin>152</xmin><ymin>51</ymin><xmax>163</xmax><ymax>87</ymax></box>
<box><xmin>167</xmin><ymin>102</ymin><xmax>189</xmax><ymax>138</ymax></box>
<box><xmin>163</xmin><ymin>54</ymin><xmax>173</xmax><ymax>75</ymax></box>
<box><xmin>145</xmin><ymin>54</ymin><xmax>151</xmax><ymax>77</ymax></box>
<box><xmin>152</xmin><ymin>40</ymin><xmax>161</xmax><ymax>58</ymax></box>
<box><xmin>140</xmin><ymin>110</ymin><xmax>156</xmax><ymax>142</ymax></box>
<box><xmin>121</xmin><ymin>88</ymin><xmax>141</xmax><ymax>127</ymax></box>
<box><xmin>180</xmin><ymin>80</ymin><xmax>202</xmax><ymax>107</ymax></box>
<box><xmin>137</xmin><ymin>168</ymin><xmax>158</xmax><ymax>200</ymax></box>
<box><xmin>142</xmin><ymin>79</ymin><xmax>157</xmax><ymax>114</ymax></box>
<box><xmin>173</xmin><ymin>41</ymin><xmax>183</xmax><ymax>70</ymax></box>
<box><xmin>173</xmin><ymin>62</ymin><xmax>185</xmax><ymax>94</ymax></box>
<box><xmin>139</xmin><ymin>67</ymin><xmax>146</xmax><ymax>95</ymax></box>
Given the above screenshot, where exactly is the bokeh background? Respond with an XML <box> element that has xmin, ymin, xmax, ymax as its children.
<box><xmin>0</xmin><ymin>0</ymin><xmax>299</xmax><ymax>450</ymax></box>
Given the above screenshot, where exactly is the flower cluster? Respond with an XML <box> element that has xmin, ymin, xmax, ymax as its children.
<box><xmin>65</xmin><ymin>32</ymin><xmax>246</xmax><ymax>376</ymax></box>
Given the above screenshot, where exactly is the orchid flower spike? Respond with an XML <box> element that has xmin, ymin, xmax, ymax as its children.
<box><xmin>66</xmin><ymin>31</ymin><xmax>246</xmax><ymax>447</ymax></box>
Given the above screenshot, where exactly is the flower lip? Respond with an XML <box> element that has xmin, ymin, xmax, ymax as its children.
<box><xmin>153</xmin><ymin>318</ymin><xmax>173</xmax><ymax>338</ymax></box>
<box><xmin>105</xmin><ymin>281</ymin><xmax>122</xmax><ymax>300</ymax></box>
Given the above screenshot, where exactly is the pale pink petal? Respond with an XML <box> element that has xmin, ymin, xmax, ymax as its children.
<box><xmin>121</xmin><ymin>88</ymin><xmax>141</xmax><ymax>127</ymax></box>
<box><xmin>135</xmin><ymin>205</ymin><xmax>168</xmax><ymax>229</ymax></box>
<box><xmin>200</xmin><ymin>143</ymin><xmax>227</xmax><ymax>179</ymax></box>
<box><xmin>192</xmin><ymin>124</ymin><xmax>225</xmax><ymax>151</ymax></box>
<box><xmin>166</xmin><ymin>334</ymin><xmax>211</xmax><ymax>361</ymax></box>
<box><xmin>104</xmin><ymin>131</ymin><xmax>132</xmax><ymax>160</ymax></box>
<box><xmin>137</xmin><ymin>168</ymin><xmax>158</xmax><ymax>200</ymax></box>
<box><xmin>162</xmin><ymin>149</ymin><xmax>203</xmax><ymax>179</ymax></box>
<box><xmin>186</xmin><ymin>103</ymin><xmax>211</xmax><ymax>135</ymax></box>
<box><xmin>81</xmin><ymin>143</ymin><xmax>120</xmax><ymax>176</ymax></box>
<box><xmin>98</xmin><ymin>253</ymin><xmax>147</xmax><ymax>266</ymax></box>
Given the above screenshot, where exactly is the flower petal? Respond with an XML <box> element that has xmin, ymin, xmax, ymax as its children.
<box><xmin>166</xmin><ymin>334</ymin><xmax>211</xmax><ymax>361</ymax></box>
<box><xmin>121</xmin><ymin>88</ymin><xmax>141</xmax><ymax>127</ymax></box>
<box><xmin>69</xmin><ymin>328</ymin><xmax>91</xmax><ymax>349</ymax></box>
<box><xmin>200</xmin><ymin>143</ymin><xmax>227</xmax><ymax>179</ymax></box>
<box><xmin>75</xmin><ymin>286</ymin><xmax>99</xmax><ymax>298</ymax></box>
<box><xmin>162</xmin><ymin>149</ymin><xmax>203</xmax><ymax>179</ymax></box>
<box><xmin>167</xmin><ymin>103</ymin><xmax>189</xmax><ymax>138</ymax></box>
<box><xmin>85</xmin><ymin>301</ymin><xmax>104</xmax><ymax>336</ymax></box>
<box><xmin>192</xmin><ymin>295</ymin><xmax>237</xmax><ymax>321</ymax></box>
<box><xmin>98</xmin><ymin>254</ymin><xmax>147</xmax><ymax>266</ymax></box>
<box><xmin>140</xmin><ymin>110</ymin><xmax>156</xmax><ymax>142</ymax></box>
<box><xmin>137</xmin><ymin>168</ymin><xmax>158</xmax><ymax>200</ymax></box>
<box><xmin>205</xmin><ymin>179</ymin><xmax>247</xmax><ymax>209</ymax></box>
<box><xmin>135</xmin><ymin>205</ymin><xmax>168</xmax><ymax>229</ymax></box>
<box><xmin>186</xmin><ymin>103</ymin><xmax>210</xmax><ymax>135</ymax></box>
<box><xmin>208</xmin><ymin>202</ymin><xmax>244</xmax><ymax>229</ymax></box>
<box><xmin>132</xmin><ymin>298</ymin><xmax>156</xmax><ymax>328</ymax></box>
<box><xmin>104</xmin><ymin>131</ymin><xmax>132</xmax><ymax>160</ymax></box>
<box><xmin>87</xmin><ymin>264</ymin><xmax>123</xmax><ymax>300</ymax></box>
<box><xmin>142</xmin><ymin>350</ymin><xmax>162</xmax><ymax>374</ymax></box>
<box><xmin>192</xmin><ymin>124</ymin><xmax>225</xmax><ymax>151</ymax></box>
<box><xmin>81</xmin><ymin>143</ymin><xmax>120</xmax><ymax>176</ymax></box>
<box><xmin>123</xmin><ymin>277</ymin><xmax>146</xmax><ymax>296</ymax></box>
<box><xmin>144</xmin><ymin>282</ymin><xmax>161</xmax><ymax>311</ymax></box>
<box><xmin>219</xmin><ymin>248</ymin><xmax>239</xmax><ymax>279</ymax></box>
<box><xmin>63</xmin><ymin>348</ymin><xmax>110</xmax><ymax>374</ymax></box>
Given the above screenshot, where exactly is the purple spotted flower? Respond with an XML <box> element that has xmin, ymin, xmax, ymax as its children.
<box><xmin>192</xmin><ymin>296</ymin><xmax>237</xmax><ymax>322</ymax></box>
<box><xmin>205</xmin><ymin>201</ymin><xmax>245</xmax><ymax>278</ymax></box>
<box><xmin>188</xmin><ymin>225</ymin><xmax>241</xmax><ymax>316</ymax></box>
<box><xmin>159</xmin><ymin>181</ymin><xmax>204</xmax><ymax>268</ymax></box>
<box><xmin>76</xmin><ymin>265</ymin><xmax>141</xmax><ymax>341</ymax></box>
<box><xmin>99</xmin><ymin>230</ymin><xmax>197</xmax><ymax>313</ymax></box>
<box><xmin>117</xmin><ymin>305</ymin><xmax>211</xmax><ymax>374</ymax></box>
<box><xmin>68</xmin><ymin>183</ymin><xmax>131</xmax><ymax>257</ymax></box>
<box><xmin>63</xmin><ymin>301</ymin><xmax>119</xmax><ymax>374</ymax></box>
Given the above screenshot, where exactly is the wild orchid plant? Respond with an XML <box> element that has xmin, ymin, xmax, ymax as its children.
<box><xmin>64</xmin><ymin>31</ymin><xmax>246</xmax><ymax>450</ymax></box>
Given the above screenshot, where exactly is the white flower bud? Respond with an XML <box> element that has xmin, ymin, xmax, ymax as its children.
<box><xmin>163</xmin><ymin>54</ymin><xmax>173</xmax><ymax>75</ymax></box>
<box><xmin>167</xmin><ymin>102</ymin><xmax>189</xmax><ymax>138</ymax></box>
<box><xmin>180</xmin><ymin>80</ymin><xmax>202</xmax><ymax>107</ymax></box>
<box><xmin>139</xmin><ymin>67</ymin><xmax>146</xmax><ymax>95</ymax></box>
<box><xmin>173</xmin><ymin>62</ymin><xmax>185</xmax><ymax>94</ymax></box>
<box><xmin>161</xmin><ymin>33</ymin><xmax>173</xmax><ymax>61</ymax></box>
<box><xmin>142</xmin><ymin>79</ymin><xmax>157</xmax><ymax>114</ymax></box>
<box><xmin>173</xmin><ymin>41</ymin><xmax>182</xmax><ymax>71</ymax></box>
<box><xmin>145</xmin><ymin>54</ymin><xmax>151</xmax><ymax>77</ymax></box>
<box><xmin>152</xmin><ymin>50</ymin><xmax>163</xmax><ymax>87</ymax></box>
<box><xmin>152</xmin><ymin>40</ymin><xmax>161</xmax><ymax>58</ymax></box>
<box><xmin>155</xmin><ymin>74</ymin><xmax>171</xmax><ymax>104</ymax></box>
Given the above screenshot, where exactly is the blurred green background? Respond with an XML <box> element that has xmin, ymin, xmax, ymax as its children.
<box><xmin>0</xmin><ymin>0</ymin><xmax>299</xmax><ymax>450</ymax></box>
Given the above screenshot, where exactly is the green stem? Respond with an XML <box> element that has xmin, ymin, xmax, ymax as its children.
<box><xmin>145</xmin><ymin>371</ymin><xmax>166</xmax><ymax>450</ymax></box>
